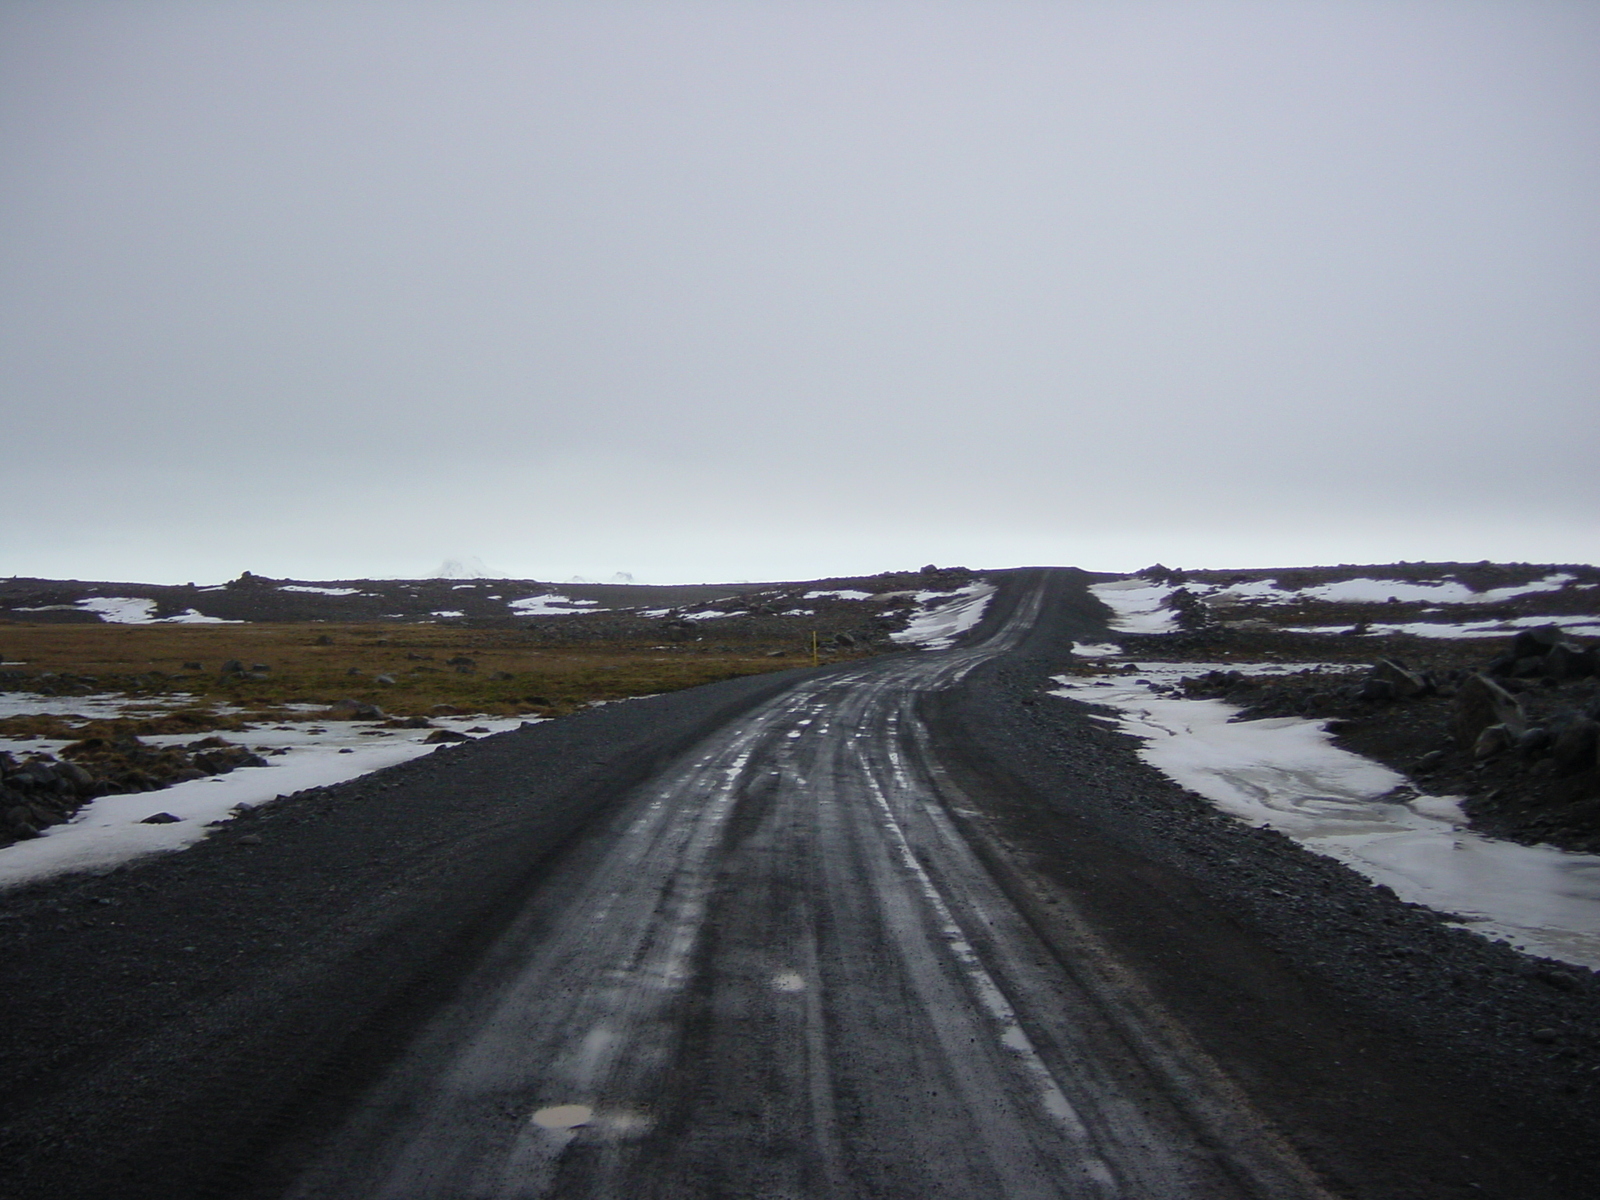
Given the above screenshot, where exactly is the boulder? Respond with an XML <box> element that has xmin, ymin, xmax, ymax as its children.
<box><xmin>139</xmin><ymin>812</ymin><xmax>181</xmax><ymax>824</ymax></box>
<box><xmin>1543</xmin><ymin>642</ymin><xmax>1596</xmax><ymax>681</ymax></box>
<box><xmin>1474</xmin><ymin>724</ymin><xmax>1514</xmax><ymax>759</ymax></box>
<box><xmin>1550</xmin><ymin>717</ymin><xmax>1600</xmax><ymax>774</ymax></box>
<box><xmin>1453</xmin><ymin>673</ymin><xmax>1526</xmax><ymax>748</ymax></box>
<box><xmin>1372</xmin><ymin>658</ymin><xmax>1430</xmax><ymax>698</ymax></box>
<box><xmin>424</xmin><ymin>728</ymin><xmax>469</xmax><ymax>743</ymax></box>
<box><xmin>219</xmin><ymin>659</ymin><xmax>245</xmax><ymax>676</ymax></box>
<box><xmin>1511</xmin><ymin>625</ymin><xmax>1567</xmax><ymax>660</ymax></box>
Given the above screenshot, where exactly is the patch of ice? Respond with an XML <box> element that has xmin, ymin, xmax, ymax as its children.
<box><xmin>0</xmin><ymin>713</ymin><xmax>532</xmax><ymax>889</ymax></box>
<box><xmin>682</xmin><ymin>610</ymin><xmax>735</xmax><ymax>621</ymax></box>
<box><xmin>279</xmin><ymin>585</ymin><xmax>363</xmax><ymax>596</ymax></box>
<box><xmin>803</xmin><ymin>589</ymin><xmax>873</xmax><ymax>601</ymax></box>
<box><xmin>1050</xmin><ymin>664</ymin><xmax>1600</xmax><ymax>968</ymax></box>
<box><xmin>782</xmin><ymin>609</ymin><xmax>815</xmax><ymax>617</ymax></box>
<box><xmin>1089</xmin><ymin>580</ymin><xmax>1181</xmax><ymax>634</ymax></box>
<box><xmin>507</xmin><ymin>595</ymin><xmax>603</xmax><ymax>615</ymax></box>
<box><xmin>891</xmin><ymin>583</ymin><xmax>996</xmax><ymax>650</ymax></box>
<box><xmin>431</xmin><ymin>610</ymin><xmax>465</xmax><ymax>618</ymax></box>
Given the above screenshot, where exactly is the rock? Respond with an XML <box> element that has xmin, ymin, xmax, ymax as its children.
<box><xmin>1372</xmin><ymin>658</ymin><xmax>1430</xmax><ymax>698</ymax></box>
<box><xmin>219</xmin><ymin>659</ymin><xmax>244</xmax><ymax>676</ymax></box>
<box><xmin>314</xmin><ymin>634</ymin><xmax>333</xmax><ymax>645</ymax></box>
<box><xmin>183</xmin><ymin>661</ymin><xmax>202</xmax><ymax>671</ymax></box>
<box><xmin>1453</xmin><ymin>673</ymin><xmax>1527</xmax><ymax>748</ymax></box>
<box><xmin>237</xmin><ymin>833</ymin><xmax>263</xmax><ymax>845</ymax></box>
<box><xmin>374</xmin><ymin>674</ymin><xmax>396</xmax><ymax>685</ymax></box>
<box><xmin>1550</xmin><ymin>717</ymin><xmax>1600</xmax><ymax>773</ymax></box>
<box><xmin>1516</xmin><ymin>727</ymin><xmax>1551</xmax><ymax>757</ymax></box>
<box><xmin>1356</xmin><ymin>677</ymin><xmax>1396</xmax><ymax>703</ymax></box>
<box><xmin>1474</xmin><ymin>723</ymin><xmax>1514</xmax><ymax>759</ymax></box>
<box><xmin>386</xmin><ymin>716</ymin><xmax>432</xmax><ymax>729</ymax></box>
<box><xmin>1511</xmin><ymin>625</ymin><xmax>1567</xmax><ymax>659</ymax></box>
<box><xmin>1413</xmin><ymin>749</ymin><xmax>1448</xmax><ymax>772</ymax></box>
<box><xmin>325</xmin><ymin>699</ymin><xmax>386</xmax><ymax>720</ymax></box>
<box><xmin>424</xmin><ymin>729</ymin><xmax>469</xmax><ymax>743</ymax></box>
<box><xmin>140</xmin><ymin>812</ymin><xmax>181</xmax><ymax>824</ymax></box>
<box><xmin>429</xmin><ymin>703</ymin><xmax>461</xmax><ymax>716</ymax></box>
<box><xmin>445</xmin><ymin>656</ymin><xmax>476</xmax><ymax>669</ymax></box>
<box><xmin>1543</xmin><ymin>642</ymin><xmax>1596</xmax><ymax>681</ymax></box>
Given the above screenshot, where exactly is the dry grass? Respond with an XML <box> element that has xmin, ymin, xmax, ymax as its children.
<box><xmin>0</xmin><ymin>621</ymin><xmax>849</xmax><ymax>720</ymax></box>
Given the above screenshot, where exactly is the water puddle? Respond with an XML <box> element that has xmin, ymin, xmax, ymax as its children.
<box><xmin>1051</xmin><ymin>663</ymin><xmax>1600</xmax><ymax>969</ymax></box>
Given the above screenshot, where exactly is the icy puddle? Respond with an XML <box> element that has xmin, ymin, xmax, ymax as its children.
<box><xmin>1052</xmin><ymin>663</ymin><xmax>1600</xmax><ymax>969</ymax></box>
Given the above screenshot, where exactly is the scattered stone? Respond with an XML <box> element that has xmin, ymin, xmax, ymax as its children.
<box><xmin>423</xmin><ymin>729</ymin><xmax>469</xmax><ymax>743</ymax></box>
<box><xmin>139</xmin><ymin>812</ymin><xmax>181</xmax><ymax>824</ymax></box>
<box><xmin>325</xmin><ymin>699</ymin><xmax>386</xmax><ymax>720</ymax></box>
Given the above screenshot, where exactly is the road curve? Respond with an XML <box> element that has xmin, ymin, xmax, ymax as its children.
<box><xmin>284</xmin><ymin>571</ymin><xmax>1329</xmax><ymax>1199</ymax></box>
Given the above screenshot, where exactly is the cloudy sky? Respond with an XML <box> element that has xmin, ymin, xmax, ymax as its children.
<box><xmin>3</xmin><ymin>1</ymin><xmax>1596</xmax><ymax>584</ymax></box>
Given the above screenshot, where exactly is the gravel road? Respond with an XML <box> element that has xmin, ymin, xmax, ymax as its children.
<box><xmin>3</xmin><ymin>569</ymin><xmax>1599</xmax><ymax>1199</ymax></box>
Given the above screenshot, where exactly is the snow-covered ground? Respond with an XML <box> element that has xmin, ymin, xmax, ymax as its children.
<box><xmin>803</xmin><ymin>589</ymin><xmax>873</xmax><ymax>601</ymax></box>
<box><xmin>14</xmin><ymin>597</ymin><xmax>242</xmax><ymax>624</ymax></box>
<box><xmin>507</xmin><ymin>594</ymin><xmax>603</xmax><ymax>615</ymax></box>
<box><xmin>1092</xmin><ymin>572</ymin><xmax>1598</xmax><ymax>639</ymax></box>
<box><xmin>1089</xmin><ymin>580</ymin><xmax>1183</xmax><ymax>633</ymax></box>
<box><xmin>1051</xmin><ymin>662</ymin><xmax>1600</xmax><ymax>969</ymax></box>
<box><xmin>891</xmin><ymin>583</ymin><xmax>996</xmax><ymax>650</ymax></box>
<box><xmin>0</xmin><ymin>705</ymin><xmax>531</xmax><ymax>890</ymax></box>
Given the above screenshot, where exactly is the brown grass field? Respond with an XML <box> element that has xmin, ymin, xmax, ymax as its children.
<box><xmin>0</xmin><ymin>622</ymin><xmax>856</xmax><ymax>732</ymax></box>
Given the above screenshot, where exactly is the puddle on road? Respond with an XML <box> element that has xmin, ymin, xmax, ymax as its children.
<box><xmin>530</xmin><ymin>1104</ymin><xmax>592</xmax><ymax>1130</ymax></box>
<box><xmin>771</xmin><ymin>971</ymin><xmax>806</xmax><ymax>992</ymax></box>
<box><xmin>1052</xmin><ymin>664</ymin><xmax>1600</xmax><ymax>969</ymax></box>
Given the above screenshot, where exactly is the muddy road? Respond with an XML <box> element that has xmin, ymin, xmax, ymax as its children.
<box><xmin>3</xmin><ymin>569</ymin><xmax>1599</xmax><ymax>1199</ymax></box>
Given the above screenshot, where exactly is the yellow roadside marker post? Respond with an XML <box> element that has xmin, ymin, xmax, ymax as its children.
<box><xmin>812</xmin><ymin>631</ymin><xmax>819</xmax><ymax>667</ymax></box>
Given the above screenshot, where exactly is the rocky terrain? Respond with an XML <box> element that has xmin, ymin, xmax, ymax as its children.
<box><xmin>0</xmin><ymin>564</ymin><xmax>980</xmax><ymax>645</ymax></box>
<box><xmin>1073</xmin><ymin>560</ymin><xmax>1600</xmax><ymax>853</ymax></box>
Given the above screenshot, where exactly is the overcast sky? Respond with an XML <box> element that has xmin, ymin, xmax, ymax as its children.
<box><xmin>3</xmin><ymin>1</ymin><xmax>1596</xmax><ymax>584</ymax></box>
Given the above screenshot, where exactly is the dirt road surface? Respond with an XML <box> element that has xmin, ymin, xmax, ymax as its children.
<box><xmin>4</xmin><ymin>569</ymin><xmax>1599</xmax><ymax>1199</ymax></box>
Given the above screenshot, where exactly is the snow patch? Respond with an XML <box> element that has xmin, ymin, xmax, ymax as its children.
<box><xmin>279</xmin><ymin>585</ymin><xmax>363</xmax><ymax>596</ymax></box>
<box><xmin>1089</xmin><ymin>580</ymin><xmax>1180</xmax><ymax>634</ymax></box>
<box><xmin>803</xmin><ymin>589</ymin><xmax>873</xmax><ymax>601</ymax></box>
<box><xmin>1071</xmin><ymin>642</ymin><xmax>1123</xmax><ymax>658</ymax></box>
<box><xmin>0</xmin><ymin>712</ymin><xmax>531</xmax><ymax>889</ymax></box>
<box><xmin>507</xmin><ymin>595</ymin><xmax>603</xmax><ymax>615</ymax></box>
<box><xmin>891</xmin><ymin>583</ymin><xmax>996</xmax><ymax>650</ymax></box>
<box><xmin>1050</xmin><ymin>663</ymin><xmax>1600</xmax><ymax>968</ymax></box>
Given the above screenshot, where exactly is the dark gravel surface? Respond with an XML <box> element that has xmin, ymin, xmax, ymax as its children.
<box><xmin>935</xmin><ymin>646</ymin><xmax>1600</xmax><ymax>1199</ymax></box>
<box><xmin>0</xmin><ymin>666</ymin><xmax>818</xmax><ymax>1200</ymax></box>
